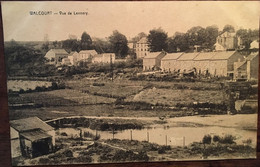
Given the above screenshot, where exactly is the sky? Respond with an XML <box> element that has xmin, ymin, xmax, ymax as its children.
<box><xmin>1</xmin><ymin>1</ymin><xmax>260</xmax><ymax>41</ymax></box>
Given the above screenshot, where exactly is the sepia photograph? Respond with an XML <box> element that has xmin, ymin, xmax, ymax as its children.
<box><xmin>1</xmin><ymin>1</ymin><xmax>259</xmax><ymax>166</ymax></box>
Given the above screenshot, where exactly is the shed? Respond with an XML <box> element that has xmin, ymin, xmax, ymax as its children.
<box><xmin>10</xmin><ymin>117</ymin><xmax>55</xmax><ymax>158</ymax></box>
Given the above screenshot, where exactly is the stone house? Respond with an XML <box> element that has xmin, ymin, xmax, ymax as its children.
<box><xmin>78</xmin><ymin>50</ymin><xmax>98</xmax><ymax>63</ymax></box>
<box><xmin>161</xmin><ymin>52</ymin><xmax>184</xmax><ymax>72</ymax></box>
<box><xmin>234</xmin><ymin>52</ymin><xmax>259</xmax><ymax>80</ymax></box>
<box><xmin>174</xmin><ymin>52</ymin><xmax>200</xmax><ymax>72</ymax></box>
<box><xmin>143</xmin><ymin>51</ymin><xmax>166</xmax><ymax>71</ymax></box>
<box><xmin>92</xmin><ymin>53</ymin><xmax>115</xmax><ymax>64</ymax></box>
<box><xmin>215</xmin><ymin>31</ymin><xmax>238</xmax><ymax>50</ymax></box>
<box><xmin>209</xmin><ymin>51</ymin><xmax>244</xmax><ymax>77</ymax></box>
<box><xmin>193</xmin><ymin>52</ymin><xmax>218</xmax><ymax>75</ymax></box>
<box><xmin>67</xmin><ymin>52</ymin><xmax>79</xmax><ymax>66</ymax></box>
<box><xmin>10</xmin><ymin>117</ymin><xmax>55</xmax><ymax>158</ymax></box>
<box><xmin>136</xmin><ymin>37</ymin><xmax>150</xmax><ymax>59</ymax></box>
<box><xmin>45</xmin><ymin>49</ymin><xmax>68</xmax><ymax>65</ymax></box>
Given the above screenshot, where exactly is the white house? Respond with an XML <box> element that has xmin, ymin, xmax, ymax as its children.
<box><xmin>136</xmin><ymin>37</ymin><xmax>150</xmax><ymax>59</ymax></box>
<box><xmin>78</xmin><ymin>50</ymin><xmax>98</xmax><ymax>63</ymax></box>
<box><xmin>92</xmin><ymin>53</ymin><xmax>115</xmax><ymax>64</ymax></box>
<box><xmin>45</xmin><ymin>49</ymin><xmax>68</xmax><ymax>65</ymax></box>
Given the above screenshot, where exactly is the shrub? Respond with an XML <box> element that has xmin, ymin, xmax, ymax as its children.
<box><xmin>202</xmin><ymin>135</ymin><xmax>212</xmax><ymax>145</ymax></box>
<box><xmin>19</xmin><ymin>89</ymin><xmax>25</xmax><ymax>94</ymax></box>
<box><xmin>220</xmin><ymin>135</ymin><xmax>236</xmax><ymax>144</ymax></box>
<box><xmin>213</xmin><ymin>135</ymin><xmax>221</xmax><ymax>142</ymax></box>
<box><xmin>64</xmin><ymin>149</ymin><xmax>73</xmax><ymax>157</ymax></box>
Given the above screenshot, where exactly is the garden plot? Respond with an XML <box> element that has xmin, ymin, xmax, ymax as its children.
<box><xmin>128</xmin><ymin>88</ymin><xmax>224</xmax><ymax>106</ymax></box>
<box><xmin>37</xmin><ymin>89</ymin><xmax>116</xmax><ymax>104</ymax></box>
<box><xmin>7</xmin><ymin>80</ymin><xmax>52</xmax><ymax>91</ymax></box>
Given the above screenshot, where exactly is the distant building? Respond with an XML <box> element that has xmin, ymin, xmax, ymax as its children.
<box><xmin>67</xmin><ymin>52</ymin><xmax>79</xmax><ymax>66</ymax></box>
<box><xmin>193</xmin><ymin>52</ymin><xmax>218</xmax><ymax>75</ymax></box>
<box><xmin>136</xmin><ymin>37</ymin><xmax>150</xmax><ymax>59</ymax></box>
<box><xmin>208</xmin><ymin>51</ymin><xmax>244</xmax><ymax>77</ymax></box>
<box><xmin>250</xmin><ymin>40</ymin><xmax>259</xmax><ymax>50</ymax></box>
<box><xmin>174</xmin><ymin>52</ymin><xmax>200</xmax><ymax>72</ymax></box>
<box><xmin>61</xmin><ymin>58</ymin><xmax>72</xmax><ymax>66</ymax></box>
<box><xmin>234</xmin><ymin>52</ymin><xmax>259</xmax><ymax>80</ymax></box>
<box><xmin>161</xmin><ymin>52</ymin><xmax>184</xmax><ymax>72</ymax></box>
<box><xmin>45</xmin><ymin>49</ymin><xmax>68</xmax><ymax>65</ymax></box>
<box><xmin>143</xmin><ymin>51</ymin><xmax>166</xmax><ymax>71</ymax></box>
<box><xmin>215</xmin><ymin>32</ymin><xmax>238</xmax><ymax>51</ymax></box>
<box><xmin>10</xmin><ymin>117</ymin><xmax>55</xmax><ymax>158</ymax></box>
<box><xmin>92</xmin><ymin>53</ymin><xmax>115</xmax><ymax>64</ymax></box>
<box><xmin>78</xmin><ymin>50</ymin><xmax>98</xmax><ymax>63</ymax></box>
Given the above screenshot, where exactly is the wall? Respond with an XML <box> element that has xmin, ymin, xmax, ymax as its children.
<box><xmin>46</xmin><ymin>130</ymin><xmax>55</xmax><ymax>146</ymax></box>
<box><xmin>10</xmin><ymin>127</ymin><xmax>21</xmax><ymax>158</ymax></box>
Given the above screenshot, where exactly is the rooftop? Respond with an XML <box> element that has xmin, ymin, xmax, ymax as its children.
<box><xmin>79</xmin><ymin>50</ymin><xmax>98</xmax><ymax>55</ymax></box>
<box><xmin>177</xmin><ymin>52</ymin><xmax>200</xmax><ymax>60</ymax></box>
<box><xmin>10</xmin><ymin>117</ymin><xmax>54</xmax><ymax>132</ymax></box>
<box><xmin>193</xmin><ymin>52</ymin><xmax>218</xmax><ymax>61</ymax></box>
<box><xmin>20</xmin><ymin>129</ymin><xmax>52</xmax><ymax>142</ymax></box>
<box><xmin>211</xmin><ymin>51</ymin><xmax>237</xmax><ymax>60</ymax></box>
<box><xmin>144</xmin><ymin>52</ymin><xmax>164</xmax><ymax>59</ymax></box>
<box><xmin>50</xmin><ymin>49</ymin><xmax>68</xmax><ymax>55</ymax></box>
<box><xmin>162</xmin><ymin>52</ymin><xmax>184</xmax><ymax>60</ymax></box>
<box><xmin>137</xmin><ymin>37</ymin><xmax>148</xmax><ymax>44</ymax></box>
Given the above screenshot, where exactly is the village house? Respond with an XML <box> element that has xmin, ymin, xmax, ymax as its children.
<box><xmin>10</xmin><ymin>117</ymin><xmax>55</xmax><ymax>158</ymax></box>
<box><xmin>193</xmin><ymin>52</ymin><xmax>218</xmax><ymax>75</ymax></box>
<box><xmin>143</xmin><ymin>51</ymin><xmax>166</xmax><ymax>71</ymax></box>
<box><xmin>161</xmin><ymin>52</ymin><xmax>184</xmax><ymax>72</ymax></box>
<box><xmin>67</xmin><ymin>51</ymin><xmax>79</xmax><ymax>66</ymax></box>
<box><xmin>234</xmin><ymin>52</ymin><xmax>259</xmax><ymax>80</ymax></box>
<box><xmin>45</xmin><ymin>49</ymin><xmax>68</xmax><ymax>65</ymax></box>
<box><xmin>78</xmin><ymin>50</ymin><xmax>98</xmax><ymax>63</ymax></box>
<box><xmin>214</xmin><ymin>32</ymin><xmax>238</xmax><ymax>51</ymax></box>
<box><xmin>92</xmin><ymin>53</ymin><xmax>115</xmax><ymax>64</ymax></box>
<box><xmin>250</xmin><ymin>40</ymin><xmax>259</xmax><ymax>50</ymax></box>
<box><xmin>136</xmin><ymin>37</ymin><xmax>150</xmax><ymax>59</ymax></box>
<box><xmin>208</xmin><ymin>51</ymin><xmax>244</xmax><ymax>77</ymax></box>
<box><xmin>174</xmin><ymin>52</ymin><xmax>200</xmax><ymax>72</ymax></box>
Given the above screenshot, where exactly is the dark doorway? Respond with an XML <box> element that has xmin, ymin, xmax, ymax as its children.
<box><xmin>32</xmin><ymin>138</ymin><xmax>52</xmax><ymax>158</ymax></box>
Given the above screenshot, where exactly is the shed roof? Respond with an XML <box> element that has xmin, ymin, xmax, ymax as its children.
<box><xmin>193</xmin><ymin>52</ymin><xmax>217</xmax><ymax>61</ymax></box>
<box><xmin>211</xmin><ymin>51</ymin><xmax>236</xmax><ymax>60</ymax></box>
<box><xmin>144</xmin><ymin>52</ymin><xmax>164</xmax><ymax>59</ymax></box>
<box><xmin>20</xmin><ymin>129</ymin><xmax>52</xmax><ymax>142</ymax></box>
<box><xmin>50</xmin><ymin>49</ymin><xmax>68</xmax><ymax>55</ymax></box>
<box><xmin>162</xmin><ymin>52</ymin><xmax>184</xmax><ymax>60</ymax></box>
<box><xmin>10</xmin><ymin>117</ymin><xmax>54</xmax><ymax>132</ymax></box>
<box><xmin>79</xmin><ymin>50</ymin><xmax>98</xmax><ymax>55</ymax></box>
<box><xmin>246</xmin><ymin>52</ymin><xmax>259</xmax><ymax>61</ymax></box>
<box><xmin>177</xmin><ymin>52</ymin><xmax>200</xmax><ymax>60</ymax></box>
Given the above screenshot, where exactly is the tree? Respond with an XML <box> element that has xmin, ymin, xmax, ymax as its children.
<box><xmin>80</xmin><ymin>31</ymin><xmax>93</xmax><ymax>50</ymax></box>
<box><xmin>62</xmin><ymin>39</ymin><xmax>80</xmax><ymax>52</ymax></box>
<box><xmin>147</xmin><ymin>28</ymin><xmax>168</xmax><ymax>52</ymax></box>
<box><xmin>108</xmin><ymin>30</ymin><xmax>129</xmax><ymax>58</ymax></box>
<box><xmin>92</xmin><ymin>38</ymin><xmax>112</xmax><ymax>53</ymax></box>
<box><xmin>222</xmin><ymin>24</ymin><xmax>235</xmax><ymax>33</ymax></box>
<box><xmin>204</xmin><ymin>25</ymin><xmax>219</xmax><ymax>49</ymax></box>
<box><xmin>236</xmin><ymin>28</ymin><xmax>259</xmax><ymax>50</ymax></box>
<box><xmin>131</xmin><ymin>32</ymin><xmax>147</xmax><ymax>43</ymax></box>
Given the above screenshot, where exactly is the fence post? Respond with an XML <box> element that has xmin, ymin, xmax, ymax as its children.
<box><xmin>130</xmin><ymin>130</ymin><xmax>132</xmax><ymax>141</ymax></box>
<box><xmin>166</xmin><ymin>135</ymin><xmax>167</xmax><ymax>146</ymax></box>
<box><xmin>183</xmin><ymin>136</ymin><xmax>185</xmax><ymax>147</ymax></box>
<box><xmin>147</xmin><ymin>132</ymin><xmax>149</xmax><ymax>142</ymax></box>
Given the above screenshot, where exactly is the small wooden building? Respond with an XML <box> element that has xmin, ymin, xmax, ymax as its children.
<box><xmin>10</xmin><ymin>117</ymin><xmax>55</xmax><ymax>158</ymax></box>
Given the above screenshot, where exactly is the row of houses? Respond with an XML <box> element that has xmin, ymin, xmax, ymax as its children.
<box><xmin>143</xmin><ymin>51</ymin><xmax>259</xmax><ymax>80</ymax></box>
<box><xmin>45</xmin><ymin>49</ymin><xmax>116</xmax><ymax>66</ymax></box>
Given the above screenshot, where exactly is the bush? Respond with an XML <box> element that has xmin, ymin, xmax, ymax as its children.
<box><xmin>220</xmin><ymin>135</ymin><xmax>236</xmax><ymax>144</ymax></box>
<box><xmin>213</xmin><ymin>135</ymin><xmax>221</xmax><ymax>142</ymax></box>
<box><xmin>202</xmin><ymin>135</ymin><xmax>212</xmax><ymax>145</ymax></box>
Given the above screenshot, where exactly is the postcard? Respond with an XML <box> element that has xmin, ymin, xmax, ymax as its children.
<box><xmin>1</xmin><ymin>1</ymin><xmax>259</xmax><ymax>166</ymax></box>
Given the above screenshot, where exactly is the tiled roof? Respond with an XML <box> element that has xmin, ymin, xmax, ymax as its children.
<box><xmin>79</xmin><ymin>50</ymin><xmax>98</xmax><ymax>55</ymax></box>
<box><xmin>162</xmin><ymin>52</ymin><xmax>184</xmax><ymax>60</ymax></box>
<box><xmin>211</xmin><ymin>51</ymin><xmax>236</xmax><ymax>60</ymax></box>
<box><xmin>50</xmin><ymin>49</ymin><xmax>68</xmax><ymax>55</ymax></box>
<box><xmin>137</xmin><ymin>37</ymin><xmax>148</xmax><ymax>44</ymax></box>
<box><xmin>194</xmin><ymin>52</ymin><xmax>217</xmax><ymax>60</ymax></box>
<box><xmin>144</xmin><ymin>52</ymin><xmax>164</xmax><ymax>59</ymax></box>
<box><xmin>20</xmin><ymin>129</ymin><xmax>52</xmax><ymax>142</ymax></box>
<box><xmin>177</xmin><ymin>52</ymin><xmax>200</xmax><ymax>60</ymax></box>
<box><xmin>10</xmin><ymin>117</ymin><xmax>54</xmax><ymax>132</ymax></box>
